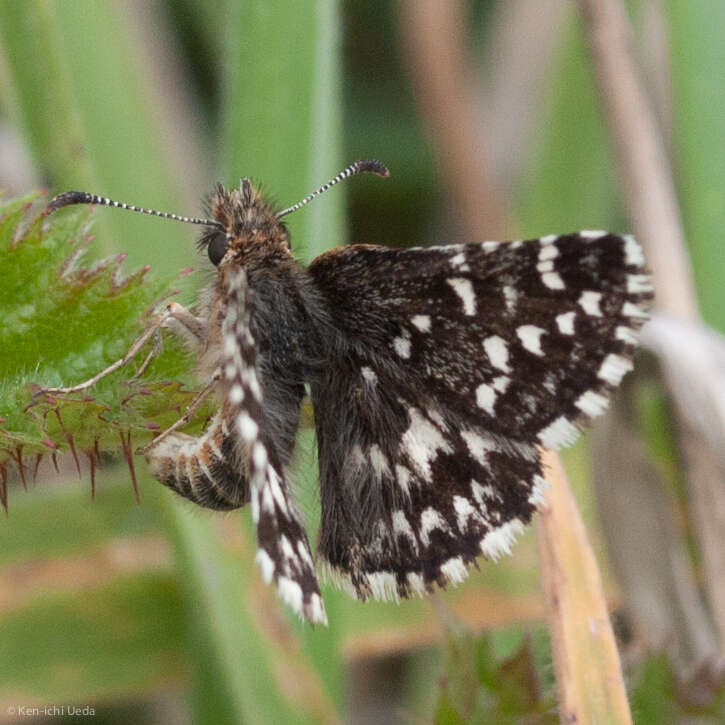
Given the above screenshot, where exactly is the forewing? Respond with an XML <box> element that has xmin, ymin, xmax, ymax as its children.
<box><xmin>309</xmin><ymin>232</ymin><xmax>652</xmax><ymax>448</ymax></box>
<box><xmin>222</xmin><ymin>267</ymin><xmax>326</xmax><ymax>624</ymax></box>
<box><xmin>308</xmin><ymin>232</ymin><xmax>651</xmax><ymax>598</ymax></box>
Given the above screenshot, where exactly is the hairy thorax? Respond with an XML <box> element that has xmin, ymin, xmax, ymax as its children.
<box><xmin>198</xmin><ymin>254</ymin><xmax>326</xmax><ymax>388</ymax></box>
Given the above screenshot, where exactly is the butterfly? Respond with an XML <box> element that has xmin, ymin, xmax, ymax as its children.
<box><xmin>43</xmin><ymin>160</ymin><xmax>652</xmax><ymax>624</ymax></box>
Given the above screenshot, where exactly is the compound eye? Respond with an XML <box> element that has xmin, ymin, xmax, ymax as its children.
<box><xmin>207</xmin><ymin>232</ymin><xmax>229</xmax><ymax>266</ymax></box>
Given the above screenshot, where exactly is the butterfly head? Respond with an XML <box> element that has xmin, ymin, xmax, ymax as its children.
<box><xmin>200</xmin><ymin>160</ymin><xmax>389</xmax><ymax>267</ymax></box>
<box><xmin>200</xmin><ymin>179</ymin><xmax>290</xmax><ymax>267</ymax></box>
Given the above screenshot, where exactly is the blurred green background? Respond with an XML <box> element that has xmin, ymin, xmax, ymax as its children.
<box><xmin>0</xmin><ymin>1</ymin><xmax>723</xmax><ymax>723</ymax></box>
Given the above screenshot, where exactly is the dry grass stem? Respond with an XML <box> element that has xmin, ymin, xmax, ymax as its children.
<box><xmin>576</xmin><ymin>0</ymin><xmax>697</xmax><ymax>321</ymax></box>
<box><xmin>480</xmin><ymin>0</ymin><xmax>567</xmax><ymax>195</ymax></box>
<box><xmin>398</xmin><ymin>0</ymin><xmax>508</xmax><ymax>239</ymax></box>
<box><xmin>578</xmin><ymin>0</ymin><xmax>725</xmax><ymax>663</ymax></box>
<box><xmin>538</xmin><ymin>449</ymin><xmax>632</xmax><ymax>724</ymax></box>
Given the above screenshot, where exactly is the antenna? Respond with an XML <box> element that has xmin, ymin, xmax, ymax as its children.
<box><xmin>275</xmin><ymin>159</ymin><xmax>390</xmax><ymax>219</ymax></box>
<box><xmin>44</xmin><ymin>191</ymin><xmax>223</xmax><ymax>229</ymax></box>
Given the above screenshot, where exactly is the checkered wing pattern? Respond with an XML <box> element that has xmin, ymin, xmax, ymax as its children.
<box><xmin>308</xmin><ymin>232</ymin><xmax>652</xmax><ymax>600</ymax></box>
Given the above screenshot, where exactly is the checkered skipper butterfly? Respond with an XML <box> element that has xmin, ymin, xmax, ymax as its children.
<box><xmin>43</xmin><ymin>160</ymin><xmax>652</xmax><ymax>624</ymax></box>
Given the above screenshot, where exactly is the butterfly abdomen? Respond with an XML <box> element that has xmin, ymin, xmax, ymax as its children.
<box><xmin>145</xmin><ymin>409</ymin><xmax>249</xmax><ymax>511</ymax></box>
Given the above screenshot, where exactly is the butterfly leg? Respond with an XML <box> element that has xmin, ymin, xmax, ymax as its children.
<box><xmin>130</xmin><ymin>328</ymin><xmax>163</xmax><ymax>380</ymax></box>
<box><xmin>160</xmin><ymin>301</ymin><xmax>206</xmax><ymax>352</ymax></box>
<box><xmin>138</xmin><ymin>368</ymin><xmax>221</xmax><ymax>455</ymax></box>
<box><xmin>37</xmin><ymin>302</ymin><xmax>202</xmax><ymax>396</ymax></box>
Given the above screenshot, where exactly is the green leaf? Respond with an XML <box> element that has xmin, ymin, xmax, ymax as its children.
<box><xmin>0</xmin><ymin>198</ymin><xmax>201</xmax><ymax>474</ymax></box>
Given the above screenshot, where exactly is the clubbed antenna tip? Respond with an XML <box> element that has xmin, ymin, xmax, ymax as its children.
<box><xmin>44</xmin><ymin>191</ymin><xmax>95</xmax><ymax>215</ymax></box>
<box><xmin>357</xmin><ymin>159</ymin><xmax>391</xmax><ymax>178</ymax></box>
<box><xmin>276</xmin><ymin>159</ymin><xmax>390</xmax><ymax>219</ymax></box>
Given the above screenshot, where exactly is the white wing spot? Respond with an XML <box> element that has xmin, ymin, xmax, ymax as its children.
<box><xmin>446</xmin><ymin>277</ymin><xmax>477</xmax><ymax>316</ymax></box>
<box><xmin>440</xmin><ymin>557</ymin><xmax>468</xmax><ymax>584</ymax></box>
<box><xmin>482</xmin><ymin>241</ymin><xmax>500</xmax><ymax>253</ymax></box>
<box><xmin>242</xmin><ymin>367</ymin><xmax>262</xmax><ymax>401</ymax></box>
<box><xmin>556</xmin><ymin>311</ymin><xmax>576</xmax><ymax>335</ymax></box>
<box><xmin>476</xmin><ymin>383</ymin><xmax>497</xmax><ymax>415</ymax></box>
<box><xmin>428</xmin><ymin>408</ymin><xmax>447</xmax><ymax>429</ymax></box>
<box><xmin>406</xmin><ymin>572</ymin><xmax>426</xmax><ymax>596</ymax></box>
<box><xmin>393</xmin><ymin>336</ymin><xmax>411</xmax><ymax>358</ymax></box>
<box><xmin>237</xmin><ymin>412</ymin><xmax>258</xmax><ymax>442</ymax></box>
<box><xmin>627</xmin><ymin>274</ymin><xmax>653</xmax><ymax>294</ymax></box>
<box><xmin>575</xmin><ymin>390</ymin><xmax>610</xmax><ymax>417</ymax></box>
<box><xmin>538</xmin><ymin>244</ymin><xmax>559</xmax><ymax>261</ymax></box>
<box><xmin>401</xmin><ymin>409</ymin><xmax>452</xmax><ymax>480</ymax></box>
<box><xmin>308</xmin><ymin>594</ymin><xmax>327</xmax><ymax>625</ymax></box>
<box><xmin>492</xmin><ymin>375</ymin><xmax>511</xmax><ymax>393</ymax></box>
<box><xmin>395</xmin><ymin>464</ymin><xmax>413</xmax><ymax>496</ymax></box>
<box><xmin>229</xmin><ymin>384</ymin><xmax>244</xmax><ymax>404</ymax></box>
<box><xmin>277</xmin><ymin>576</ymin><xmax>303</xmax><ymax>616</ymax></box>
<box><xmin>392</xmin><ymin>510</ymin><xmax>418</xmax><ymax>551</ymax></box>
<box><xmin>255</xmin><ymin>549</ymin><xmax>275</xmax><ymax>583</ymax></box>
<box><xmin>579</xmin><ymin>291</ymin><xmax>603</xmax><ymax>316</ymax></box>
<box><xmin>361</xmin><ymin>366</ymin><xmax>378</xmax><ymax>384</ymax></box>
<box><xmin>616</xmin><ymin>326</ymin><xmax>639</xmax><ymax>344</ymax></box>
<box><xmin>597</xmin><ymin>353</ymin><xmax>633</xmax><ymax>385</ymax></box>
<box><xmin>411</xmin><ymin>314</ymin><xmax>431</xmax><ymax>332</ymax></box>
<box><xmin>536</xmin><ymin>259</ymin><xmax>554</xmax><ymax>272</ymax></box>
<box><xmin>480</xmin><ymin>519</ymin><xmax>525</xmax><ymax>560</ymax></box>
<box><xmin>366</xmin><ymin>571</ymin><xmax>399</xmax><ymax>602</ymax></box>
<box><xmin>368</xmin><ymin>444</ymin><xmax>392</xmax><ymax>478</ymax></box>
<box><xmin>622</xmin><ymin>301</ymin><xmax>648</xmax><ymax>318</ymax></box>
<box><xmin>297</xmin><ymin>540</ymin><xmax>314</xmax><ymax>568</ymax></box>
<box><xmin>516</xmin><ymin>325</ymin><xmax>546</xmax><ymax>355</ymax></box>
<box><xmin>223</xmin><ymin>335</ymin><xmax>237</xmax><ymax>357</ymax></box>
<box><xmin>483</xmin><ymin>335</ymin><xmax>510</xmax><ymax>372</ymax></box>
<box><xmin>252</xmin><ymin>441</ymin><xmax>267</xmax><ymax>470</ymax></box>
<box><xmin>471</xmin><ymin>480</ymin><xmax>494</xmax><ymax>510</ymax></box>
<box><xmin>261</xmin><ymin>485</ymin><xmax>274</xmax><ymax>514</ymax></box>
<box><xmin>624</xmin><ymin>234</ymin><xmax>644</xmax><ymax>266</ymax></box>
<box><xmin>539</xmin><ymin>234</ymin><xmax>558</xmax><ymax>245</ymax></box>
<box><xmin>542</xmin><ymin>271</ymin><xmax>565</xmax><ymax>289</ymax></box>
<box><xmin>579</xmin><ymin>229</ymin><xmax>607</xmax><ymax>239</ymax></box>
<box><xmin>280</xmin><ymin>535</ymin><xmax>296</xmax><ymax>562</ymax></box>
<box><xmin>268</xmin><ymin>467</ymin><xmax>289</xmax><ymax>515</ymax></box>
<box><xmin>420</xmin><ymin>507</ymin><xmax>450</xmax><ymax>547</ymax></box>
<box><xmin>529</xmin><ymin>475</ymin><xmax>551</xmax><ymax>508</ymax></box>
<box><xmin>538</xmin><ymin>415</ymin><xmax>580</xmax><ymax>450</ymax></box>
<box><xmin>453</xmin><ymin>496</ymin><xmax>478</xmax><ymax>532</ymax></box>
<box><xmin>461</xmin><ymin>430</ymin><xmax>496</xmax><ymax>466</ymax></box>
<box><xmin>250</xmin><ymin>487</ymin><xmax>260</xmax><ymax>524</ymax></box>
<box><xmin>349</xmin><ymin>444</ymin><xmax>365</xmax><ymax>469</ymax></box>
<box><xmin>503</xmin><ymin>285</ymin><xmax>518</xmax><ymax>313</ymax></box>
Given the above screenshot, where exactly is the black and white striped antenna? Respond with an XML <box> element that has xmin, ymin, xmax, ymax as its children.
<box><xmin>275</xmin><ymin>159</ymin><xmax>390</xmax><ymax>219</ymax></box>
<box><xmin>44</xmin><ymin>159</ymin><xmax>390</xmax><ymax>227</ymax></box>
<box><xmin>44</xmin><ymin>191</ymin><xmax>223</xmax><ymax>230</ymax></box>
